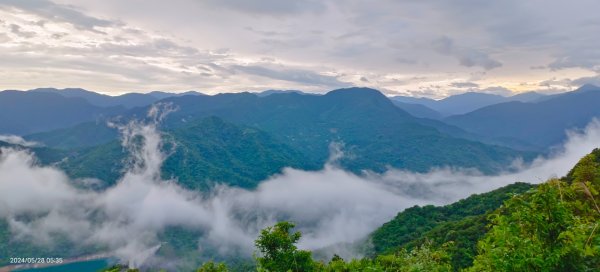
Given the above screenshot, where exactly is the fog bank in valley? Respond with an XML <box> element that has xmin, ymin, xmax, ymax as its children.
<box><xmin>1</xmin><ymin>113</ymin><xmax>599</xmax><ymax>267</ymax></box>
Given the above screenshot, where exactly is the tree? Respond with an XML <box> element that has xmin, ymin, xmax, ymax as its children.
<box><xmin>469</xmin><ymin>180</ymin><xmax>597</xmax><ymax>271</ymax></box>
<box><xmin>197</xmin><ymin>261</ymin><xmax>229</xmax><ymax>272</ymax></box>
<box><xmin>254</xmin><ymin>221</ymin><xmax>318</xmax><ymax>272</ymax></box>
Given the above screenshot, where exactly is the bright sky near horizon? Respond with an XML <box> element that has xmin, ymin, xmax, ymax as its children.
<box><xmin>1</xmin><ymin>0</ymin><xmax>599</xmax><ymax>98</ymax></box>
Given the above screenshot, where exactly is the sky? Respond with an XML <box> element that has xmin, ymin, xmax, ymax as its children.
<box><xmin>1</xmin><ymin>0</ymin><xmax>600</xmax><ymax>98</ymax></box>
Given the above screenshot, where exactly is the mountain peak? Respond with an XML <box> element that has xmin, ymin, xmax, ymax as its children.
<box><xmin>327</xmin><ymin>87</ymin><xmax>384</xmax><ymax>97</ymax></box>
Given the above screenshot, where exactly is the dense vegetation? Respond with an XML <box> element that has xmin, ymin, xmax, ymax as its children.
<box><xmin>29</xmin><ymin>88</ymin><xmax>532</xmax><ymax>178</ymax></box>
<box><xmin>468</xmin><ymin>149</ymin><xmax>600</xmax><ymax>271</ymax></box>
<box><xmin>28</xmin><ymin>88</ymin><xmax>535</xmax><ymax>190</ymax></box>
<box><xmin>54</xmin><ymin>116</ymin><xmax>318</xmax><ymax>190</ymax></box>
<box><xmin>190</xmin><ymin>149</ymin><xmax>600</xmax><ymax>272</ymax></box>
<box><xmin>370</xmin><ymin>182</ymin><xmax>534</xmax><ymax>269</ymax></box>
<box><xmin>3</xmin><ymin>87</ymin><xmax>600</xmax><ymax>271</ymax></box>
<box><xmin>192</xmin><ymin>222</ymin><xmax>454</xmax><ymax>272</ymax></box>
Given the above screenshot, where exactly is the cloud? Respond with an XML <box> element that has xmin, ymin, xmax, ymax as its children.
<box><xmin>1</xmin><ymin>106</ymin><xmax>600</xmax><ymax>269</ymax></box>
<box><xmin>0</xmin><ymin>32</ymin><xmax>10</xmax><ymax>43</ymax></box>
<box><xmin>2</xmin><ymin>0</ymin><xmax>599</xmax><ymax>97</ymax></box>
<box><xmin>571</xmin><ymin>74</ymin><xmax>600</xmax><ymax>87</ymax></box>
<box><xmin>232</xmin><ymin>64</ymin><xmax>350</xmax><ymax>88</ymax></box>
<box><xmin>0</xmin><ymin>134</ymin><xmax>39</xmax><ymax>147</ymax></box>
<box><xmin>547</xmin><ymin>48</ymin><xmax>600</xmax><ymax>72</ymax></box>
<box><xmin>201</xmin><ymin>0</ymin><xmax>325</xmax><ymax>16</ymax></box>
<box><xmin>450</xmin><ymin>82</ymin><xmax>479</xmax><ymax>88</ymax></box>
<box><xmin>9</xmin><ymin>24</ymin><xmax>36</xmax><ymax>38</ymax></box>
<box><xmin>432</xmin><ymin>36</ymin><xmax>502</xmax><ymax>70</ymax></box>
<box><xmin>0</xmin><ymin>0</ymin><xmax>117</xmax><ymax>32</ymax></box>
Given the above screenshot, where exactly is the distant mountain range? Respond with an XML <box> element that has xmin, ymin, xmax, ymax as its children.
<box><xmin>445</xmin><ymin>84</ymin><xmax>600</xmax><ymax>149</ymax></box>
<box><xmin>0</xmin><ymin>90</ymin><xmax>123</xmax><ymax>135</ymax></box>
<box><xmin>11</xmin><ymin>87</ymin><xmax>533</xmax><ymax>189</ymax></box>
<box><xmin>3</xmin><ymin>85</ymin><xmax>600</xmax><ymax>188</ymax></box>
<box><xmin>49</xmin><ymin>116</ymin><xmax>317</xmax><ymax>190</ymax></box>
<box><xmin>254</xmin><ymin>89</ymin><xmax>310</xmax><ymax>97</ymax></box>
<box><xmin>391</xmin><ymin>91</ymin><xmax>547</xmax><ymax>117</ymax></box>
<box><xmin>30</xmin><ymin>87</ymin><xmax>205</xmax><ymax>108</ymax></box>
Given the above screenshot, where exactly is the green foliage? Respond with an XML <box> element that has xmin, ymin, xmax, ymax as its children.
<box><xmin>197</xmin><ymin>261</ymin><xmax>229</xmax><ymax>272</ymax></box>
<box><xmin>26</xmin><ymin>122</ymin><xmax>119</xmax><ymax>149</ymax></box>
<box><xmin>211</xmin><ymin>222</ymin><xmax>454</xmax><ymax>272</ymax></box>
<box><xmin>58</xmin><ymin>116</ymin><xmax>318</xmax><ymax>190</ymax></box>
<box><xmin>370</xmin><ymin>182</ymin><xmax>533</xmax><ymax>269</ymax></box>
<box><xmin>254</xmin><ymin>222</ymin><xmax>318</xmax><ymax>272</ymax></box>
<box><xmin>162</xmin><ymin>116</ymin><xmax>319</xmax><ymax>190</ymax></box>
<box><xmin>470</xmin><ymin>151</ymin><xmax>600</xmax><ymax>271</ymax></box>
<box><xmin>320</xmin><ymin>242</ymin><xmax>452</xmax><ymax>272</ymax></box>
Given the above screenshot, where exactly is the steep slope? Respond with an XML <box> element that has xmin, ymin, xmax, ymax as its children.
<box><xmin>370</xmin><ymin>183</ymin><xmax>534</xmax><ymax>269</ymax></box>
<box><xmin>25</xmin><ymin>122</ymin><xmax>119</xmax><ymax>149</ymax></box>
<box><xmin>0</xmin><ymin>90</ymin><xmax>123</xmax><ymax>135</ymax></box>
<box><xmin>468</xmin><ymin>149</ymin><xmax>600</xmax><ymax>271</ymax></box>
<box><xmin>59</xmin><ymin>116</ymin><xmax>317</xmax><ymax>190</ymax></box>
<box><xmin>154</xmin><ymin>87</ymin><xmax>528</xmax><ymax>174</ymax></box>
<box><xmin>370</xmin><ymin>148</ymin><xmax>600</xmax><ymax>271</ymax></box>
<box><xmin>445</xmin><ymin>84</ymin><xmax>600</xmax><ymax>149</ymax></box>
<box><xmin>26</xmin><ymin>88</ymin><xmax>531</xmax><ymax>177</ymax></box>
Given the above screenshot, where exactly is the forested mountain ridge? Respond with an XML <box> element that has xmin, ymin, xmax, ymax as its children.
<box><xmin>25</xmin><ymin>87</ymin><xmax>532</xmax><ymax>185</ymax></box>
<box><xmin>152</xmin><ymin>87</ymin><xmax>530</xmax><ymax>174</ymax></box>
<box><xmin>30</xmin><ymin>87</ymin><xmax>205</xmax><ymax>108</ymax></box>
<box><xmin>445</xmin><ymin>84</ymin><xmax>600</xmax><ymax>149</ymax></box>
<box><xmin>0</xmin><ymin>90</ymin><xmax>124</xmax><ymax>135</ymax></box>
<box><xmin>185</xmin><ymin>149</ymin><xmax>600</xmax><ymax>271</ymax></box>
<box><xmin>366</xmin><ymin>148</ymin><xmax>600</xmax><ymax>271</ymax></box>
<box><xmin>370</xmin><ymin>182</ymin><xmax>535</xmax><ymax>269</ymax></box>
<box><xmin>56</xmin><ymin>116</ymin><xmax>317</xmax><ymax>190</ymax></box>
<box><xmin>391</xmin><ymin>91</ymin><xmax>547</xmax><ymax>116</ymax></box>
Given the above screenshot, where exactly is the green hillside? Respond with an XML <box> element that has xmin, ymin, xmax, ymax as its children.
<box><xmin>370</xmin><ymin>182</ymin><xmax>534</xmax><ymax>269</ymax></box>
<box><xmin>187</xmin><ymin>149</ymin><xmax>600</xmax><ymax>271</ymax></box>
<box><xmin>154</xmin><ymin>87</ymin><xmax>531</xmax><ymax>174</ymax></box>
<box><xmin>58</xmin><ymin>116</ymin><xmax>317</xmax><ymax>190</ymax></box>
<box><xmin>445</xmin><ymin>85</ymin><xmax>600</xmax><ymax>149</ymax></box>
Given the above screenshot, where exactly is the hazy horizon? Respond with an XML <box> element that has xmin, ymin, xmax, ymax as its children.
<box><xmin>0</xmin><ymin>84</ymin><xmax>585</xmax><ymax>99</ymax></box>
<box><xmin>1</xmin><ymin>1</ymin><xmax>599</xmax><ymax>98</ymax></box>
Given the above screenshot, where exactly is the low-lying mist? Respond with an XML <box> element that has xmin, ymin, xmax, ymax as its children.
<box><xmin>0</xmin><ymin>134</ymin><xmax>38</xmax><ymax>147</ymax></box>
<box><xmin>1</xmin><ymin>110</ymin><xmax>599</xmax><ymax>268</ymax></box>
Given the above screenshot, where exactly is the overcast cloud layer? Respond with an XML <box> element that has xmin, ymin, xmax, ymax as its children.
<box><xmin>1</xmin><ymin>0</ymin><xmax>599</xmax><ymax>97</ymax></box>
<box><xmin>1</xmin><ymin>108</ymin><xmax>599</xmax><ymax>268</ymax></box>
